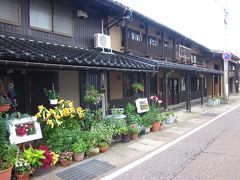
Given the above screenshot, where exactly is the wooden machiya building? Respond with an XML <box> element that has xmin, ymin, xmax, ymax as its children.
<box><xmin>0</xmin><ymin>0</ymin><xmax>224</xmax><ymax>115</ymax></box>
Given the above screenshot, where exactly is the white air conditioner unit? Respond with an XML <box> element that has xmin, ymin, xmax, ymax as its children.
<box><xmin>77</xmin><ymin>10</ymin><xmax>88</xmax><ymax>19</ymax></box>
<box><xmin>94</xmin><ymin>33</ymin><xmax>112</xmax><ymax>53</ymax></box>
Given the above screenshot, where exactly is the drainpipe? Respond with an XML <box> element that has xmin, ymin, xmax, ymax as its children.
<box><xmin>101</xmin><ymin>19</ymin><xmax>104</xmax><ymax>34</ymax></box>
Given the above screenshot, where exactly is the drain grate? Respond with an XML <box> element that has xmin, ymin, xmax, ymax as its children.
<box><xmin>56</xmin><ymin>159</ymin><xmax>115</xmax><ymax>180</ymax></box>
<box><xmin>202</xmin><ymin>112</ymin><xmax>219</xmax><ymax>117</ymax></box>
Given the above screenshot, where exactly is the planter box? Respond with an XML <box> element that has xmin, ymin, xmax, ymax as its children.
<box><xmin>164</xmin><ymin>115</ymin><xmax>176</xmax><ymax>124</ymax></box>
<box><xmin>208</xmin><ymin>99</ymin><xmax>217</xmax><ymax>107</ymax></box>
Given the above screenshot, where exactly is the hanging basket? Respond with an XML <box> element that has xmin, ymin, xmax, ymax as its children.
<box><xmin>0</xmin><ymin>104</ymin><xmax>10</xmax><ymax>112</ymax></box>
<box><xmin>49</xmin><ymin>99</ymin><xmax>58</xmax><ymax>105</ymax></box>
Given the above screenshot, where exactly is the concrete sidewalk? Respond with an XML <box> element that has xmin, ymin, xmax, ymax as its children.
<box><xmin>33</xmin><ymin>95</ymin><xmax>240</xmax><ymax>180</ymax></box>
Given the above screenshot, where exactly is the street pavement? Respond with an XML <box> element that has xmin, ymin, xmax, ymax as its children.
<box><xmin>106</xmin><ymin>97</ymin><xmax>240</xmax><ymax>180</ymax></box>
<box><xmin>33</xmin><ymin>95</ymin><xmax>240</xmax><ymax>180</ymax></box>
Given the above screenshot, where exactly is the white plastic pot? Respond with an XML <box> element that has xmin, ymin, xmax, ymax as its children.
<box><xmin>49</xmin><ymin>99</ymin><xmax>58</xmax><ymax>105</ymax></box>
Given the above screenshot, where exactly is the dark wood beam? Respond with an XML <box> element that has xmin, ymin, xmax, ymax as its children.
<box><xmin>124</xmin><ymin>24</ymin><xmax>129</xmax><ymax>53</ymax></box>
<box><xmin>145</xmin><ymin>23</ymin><xmax>149</xmax><ymax>55</ymax></box>
<box><xmin>212</xmin><ymin>74</ymin><xmax>215</xmax><ymax>98</ymax></box>
<box><xmin>173</xmin><ymin>35</ymin><xmax>176</xmax><ymax>59</ymax></box>
<box><xmin>200</xmin><ymin>77</ymin><xmax>204</xmax><ymax>105</ymax></box>
<box><xmin>161</xmin><ymin>30</ymin><xmax>164</xmax><ymax>57</ymax></box>
<box><xmin>186</xmin><ymin>73</ymin><xmax>191</xmax><ymax>112</ymax></box>
<box><xmin>163</xmin><ymin>71</ymin><xmax>168</xmax><ymax>110</ymax></box>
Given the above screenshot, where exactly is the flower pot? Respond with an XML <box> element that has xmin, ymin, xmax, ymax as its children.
<box><xmin>73</xmin><ymin>152</ymin><xmax>85</xmax><ymax>162</ymax></box>
<box><xmin>151</xmin><ymin>121</ymin><xmax>160</xmax><ymax>132</ymax></box>
<box><xmin>100</xmin><ymin>146</ymin><xmax>109</xmax><ymax>153</ymax></box>
<box><xmin>49</xmin><ymin>99</ymin><xmax>58</xmax><ymax>105</ymax></box>
<box><xmin>86</xmin><ymin>148</ymin><xmax>100</xmax><ymax>157</ymax></box>
<box><xmin>60</xmin><ymin>160</ymin><xmax>72</xmax><ymax>167</ymax></box>
<box><xmin>122</xmin><ymin>134</ymin><xmax>131</xmax><ymax>143</ymax></box>
<box><xmin>0</xmin><ymin>165</ymin><xmax>12</xmax><ymax>180</ymax></box>
<box><xmin>112</xmin><ymin>135</ymin><xmax>122</xmax><ymax>143</ymax></box>
<box><xmin>131</xmin><ymin>133</ymin><xmax>138</xmax><ymax>140</ymax></box>
<box><xmin>0</xmin><ymin>104</ymin><xmax>10</xmax><ymax>112</ymax></box>
<box><xmin>145</xmin><ymin>127</ymin><xmax>151</xmax><ymax>134</ymax></box>
<box><xmin>17</xmin><ymin>173</ymin><xmax>30</xmax><ymax>180</ymax></box>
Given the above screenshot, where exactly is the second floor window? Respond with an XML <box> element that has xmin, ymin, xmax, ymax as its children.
<box><xmin>30</xmin><ymin>0</ymin><xmax>73</xmax><ymax>36</ymax></box>
<box><xmin>191</xmin><ymin>54</ymin><xmax>197</xmax><ymax>63</ymax></box>
<box><xmin>0</xmin><ymin>0</ymin><xmax>19</xmax><ymax>25</ymax></box>
<box><xmin>128</xmin><ymin>29</ymin><xmax>141</xmax><ymax>41</ymax></box>
<box><xmin>149</xmin><ymin>36</ymin><xmax>157</xmax><ymax>46</ymax></box>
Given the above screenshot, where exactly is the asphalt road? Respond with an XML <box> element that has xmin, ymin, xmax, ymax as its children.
<box><xmin>113</xmin><ymin>105</ymin><xmax>240</xmax><ymax>180</ymax></box>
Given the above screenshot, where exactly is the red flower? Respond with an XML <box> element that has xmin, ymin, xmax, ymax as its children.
<box><xmin>38</xmin><ymin>145</ymin><xmax>54</xmax><ymax>169</ymax></box>
<box><xmin>16</xmin><ymin>126</ymin><xmax>27</xmax><ymax>136</ymax></box>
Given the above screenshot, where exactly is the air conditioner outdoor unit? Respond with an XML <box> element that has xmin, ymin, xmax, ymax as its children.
<box><xmin>94</xmin><ymin>33</ymin><xmax>112</xmax><ymax>53</ymax></box>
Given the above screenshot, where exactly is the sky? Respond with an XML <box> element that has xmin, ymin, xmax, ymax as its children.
<box><xmin>116</xmin><ymin>0</ymin><xmax>240</xmax><ymax>56</ymax></box>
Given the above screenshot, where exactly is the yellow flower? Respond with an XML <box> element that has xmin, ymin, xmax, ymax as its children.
<box><xmin>50</xmin><ymin>152</ymin><xmax>59</xmax><ymax>165</ymax></box>
<box><xmin>58</xmin><ymin>99</ymin><xmax>64</xmax><ymax>104</ymax></box>
<box><xmin>76</xmin><ymin>107</ymin><xmax>85</xmax><ymax>118</ymax></box>
<box><xmin>62</xmin><ymin>108</ymin><xmax>71</xmax><ymax>117</ymax></box>
<box><xmin>56</xmin><ymin>120</ymin><xmax>63</xmax><ymax>126</ymax></box>
<box><xmin>49</xmin><ymin>109</ymin><xmax>55</xmax><ymax>115</ymax></box>
<box><xmin>46</xmin><ymin>113</ymin><xmax>51</xmax><ymax>119</ymax></box>
<box><xmin>46</xmin><ymin>119</ymin><xmax>54</xmax><ymax>128</ymax></box>
<box><xmin>68</xmin><ymin>101</ymin><xmax>73</xmax><ymax>107</ymax></box>
<box><xmin>35</xmin><ymin>112</ymin><xmax>41</xmax><ymax>118</ymax></box>
<box><xmin>54</xmin><ymin>114</ymin><xmax>61</xmax><ymax>120</ymax></box>
<box><xmin>38</xmin><ymin>105</ymin><xmax>44</xmax><ymax>111</ymax></box>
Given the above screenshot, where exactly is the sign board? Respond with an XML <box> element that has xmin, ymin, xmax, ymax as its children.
<box><xmin>135</xmin><ymin>98</ymin><xmax>149</xmax><ymax>113</ymax></box>
<box><xmin>9</xmin><ymin>116</ymin><xmax>42</xmax><ymax>144</ymax></box>
<box><xmin>222</xmin><ymin>51</ymin><xmax>232</xmax><ymax>61</ymax></box>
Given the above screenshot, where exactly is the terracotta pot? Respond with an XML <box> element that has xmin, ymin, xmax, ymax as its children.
<box><xmin>131</xmin><ymin>133</ymin><xmax>138</xmax><ymax>140</ymax></box>
<box><xmin>60</xmin><ymin>160</ymin><xmax>72</xmax><ymax>167</ymax></box>
<box><xmin>0</xmin><ymin>104</ymin><xmax>10</xmax><ymax>112</ymax></box>
<box><xmin>100</xmin><ymin>146</ymin><xmax>109</xmax><ymax>153</ymax></box>
<box><xmin>0</xmin><ymin>165</ymin><xmax>12</xmax><ymax>180</ymax></box>
<box><xmin>151</xmin><ymin>121</ymin><xmax>160</xmax><ymax>132</ymax></box>
<box><xmin>17</xmin><ymin>173</ymin><xmax>30</xmax><ymax>180</ymax></box>
<box><xmin>122</xmin><ymin>134</ymin><xmax>131</xmax><ymax>143</ymax></box>
<box><xmin>73</xmin><ymin>152</ymin><xmax>84</xmax><ymax>162</ymax></box>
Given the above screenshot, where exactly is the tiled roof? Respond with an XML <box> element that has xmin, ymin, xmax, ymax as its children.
<box><xmin>0</xmin><ymin>35</ymin><xmax>223</xmax><ymax>74</ymax></box>
<box><xmin>0</xmin><ymin>35</ymin><xmax>155</xmax><ymax>72</ymax></box>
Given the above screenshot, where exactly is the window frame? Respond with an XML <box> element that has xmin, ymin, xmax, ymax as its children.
<box><xmin>29</xmin><ymin>0</ymin><xmax>74</xmax><ymax>37</ymax></box>
<box><xmin>0</xmin><ymin>0</ymin><xmax>21</xmax><ymax>26</ymax></box>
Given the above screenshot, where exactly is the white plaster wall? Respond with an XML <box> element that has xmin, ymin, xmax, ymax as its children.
<box><xmin>59</xmin><ymin>71</ymin><xmax>80</xmax><ymax>106</ymax></box>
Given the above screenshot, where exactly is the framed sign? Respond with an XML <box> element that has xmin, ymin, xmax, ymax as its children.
<box><xmin>9</xmin><ymin>116</ymin><xmax>42</xmax><ymax>144</ymax></box>
<box><xmin>135</xmin><ymin>98</ymin><xmax>149</xmax><ymax>113</ymax></box>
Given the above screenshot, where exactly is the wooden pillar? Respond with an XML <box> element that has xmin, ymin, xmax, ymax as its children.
<box><xmin>186</xmin><ymin>73</ymin><xmax>191</xmax><ymax>112</ymax></box>
<box><xmin>173</xmin><ymin>35</ymin><xmax>176</xmax><ymax>59</ymax></box>
<box><xmin>145</xmin><ymin>72</ymin><xmax>151</xmax><ymax>98</ymax></box>
<box><xmin>200</xmin><ymin>77</ymin><xmax>204</xmax><ymax>105</ymax></box>
<box><xmin>161</xmin><ymin>30</ymin><xmax>164</xmax><ymax>57</ymax></box>
<box><xmin>163</xmin><ymin>71</ymin><xmax>168</xmax><ymax>110</ymax></box>
<box><xmin>145</xmin><ymin>23</ymin><xmax>149</xmax><ymax>55</ymax></box>
<box><xmin>124</xmin><ymin>24</ymin><xmax>129</xmax><ymax>52</ymax></box>
<box><xmin>218</xmin><ymin>75</ymin><xmax>221</xmax><ymax>96</ymax></box>
<box><xmin>212</xmin><ymin>74</ymin><xmax>215</xmax><ymax>98</ymax></box>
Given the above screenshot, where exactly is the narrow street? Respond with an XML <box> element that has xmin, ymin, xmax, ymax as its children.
<box><xmin>108</xmin><ymin>103</ymin><xmax>240</xmax><ymax>180</ymax></box>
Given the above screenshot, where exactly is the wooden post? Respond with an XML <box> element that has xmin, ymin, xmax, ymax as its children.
<box><xmin>125</xmin><ymin>24</ymin><xmax>129</xmax><ymax>52</ymax></box>
<box><xmin>173</xmin><ymin>35</ymin><xmax>176</xmax><ymax>59</ymax></box>
<box><xmin>200</xmin><ymin>77</ymin><xmax>204</xmax><ymax>105</ymax></box>
<box><xmin>186</xmin><ymin>73</ymin><xmax>191</xmax><ymax>112</ymax></box>
<box><xmin>145</xmin><ymin>23</ymin><xmax>149</xmax><ymax>55</ymax></box>
<box><xmin>145</xmin><ymin>72</ymin><xmax>151</xmax><ymax>99</ymax></box>
<box><xmin>161</xmin><ymin>30</ymin><xmax>164</xmax><ymax>57</ymax></box>
<box><xmin>163</xmin><ymin>71</ymin><xmax>168</xmax><ymax>110</ymax></box>
<box><xmin>212</xmin><ymin>74</ymin><xmax>215</xmax><ymax>98</ymax></box>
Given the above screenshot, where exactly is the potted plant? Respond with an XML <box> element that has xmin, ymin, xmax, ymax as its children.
<box><xmin>129</xmin><ymin>124</ymin><xmax>141</xmax><ymax>140</ymax></box>
<box><xmin>142</xmin><ymin>113</ymin><xmax>153</xmax><ymax>134</ymax></box>
<box><xmin>99</xmin><ymin>142</ymin><xmax>109</xmax><ymax>153</ymax></box>
<box><xmin>120</xmin><ymin>126</ymin><xmax>131</xmax><ymax>143</ymax></box>
<box><xmin>71</xmin><ymin>139</ymin><xmax>87</xmax><ymax>162</ymax></box>
<box><xmin>15</xmin><ymin>158</ymin><xmax>32</xmax><ymax>180</ymax></box>
<box><xmin>59</xmin><ymin>152</ymin><xmax>73</xmax><ymax>167</ymax></box>
<box><xmin>84</xmin><ymin>85</ymin><xmax>101</xmax><ymax>105</ymax></box>
<box><xmin>164</xmin><ymin>111</ymin><xmax>176</xmax><ymax>124</ymax></box>
<box><xmin>132</xmin><ymin>82</ymin><xmax>144</xmax><ymax>93</ymax></box>
<box><xmin>0</xmin><ymin>96</ymin><xmax>11</xmax><ymax>112</ymax></box>
<box><xmin>43</xmin><ymin>88</ymin><xmax>59</xmax><ymax>105</ymax></box>
<box><xmin>0</xmin><ymin>143</ymin><xmax>17</xmax><ymax>180</ymax></box>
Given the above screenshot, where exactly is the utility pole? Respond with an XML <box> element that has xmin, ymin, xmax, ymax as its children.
<box><xmin>214</xmin><ymin>0</ymin><xmax>229</xmax><ymax>101</ymax></box>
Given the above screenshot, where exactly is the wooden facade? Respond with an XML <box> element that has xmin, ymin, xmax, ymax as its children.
<box><xmin>0</xmin><ymin>0</ymin><xmax>231</xmax><ymax>115</ymax></box>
